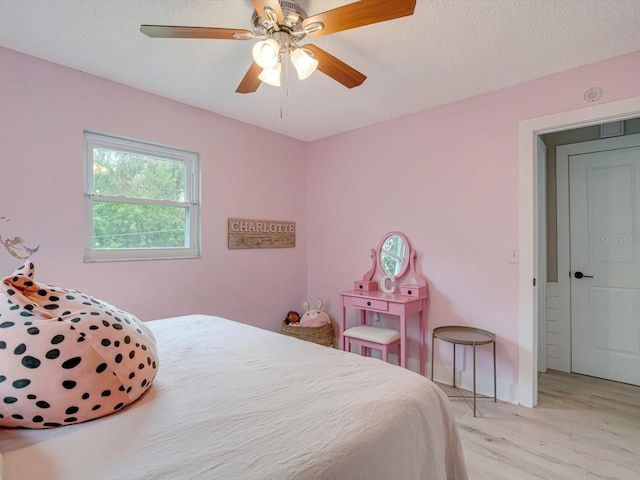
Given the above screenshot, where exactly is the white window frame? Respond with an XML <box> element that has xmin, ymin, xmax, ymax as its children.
<box><xmin>84</xmin><ymin>131</ymin><xmax>201</xmax><ymax>262</ymax></box>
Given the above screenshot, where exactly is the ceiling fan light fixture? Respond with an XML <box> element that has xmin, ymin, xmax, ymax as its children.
<box><xmin>291</xmin><ymin>47</ymin><xmax>318</xmax><ymax>80</ymax></box>
<box><xmin>258</xmin><ymin>64</ymin><xmax>282</xmax><ymax>87</ymax></box>
<box><xmin>252</xmin><ymin>38</ymin><xmax>280</xmax><ymax>69</ymax></box>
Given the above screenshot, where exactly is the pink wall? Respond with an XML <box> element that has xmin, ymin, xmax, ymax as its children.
<box><xmin>0</xmin><ymin>46</ymin><xmax>308</xmax><ymax>330</ymax></box>
<box><xmin>307</xmin><ymin>51</ymin><xmax>640</xmax><ymax>400</ymax></box>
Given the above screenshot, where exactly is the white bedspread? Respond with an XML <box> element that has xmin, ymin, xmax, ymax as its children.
<box><xmin>0</xmin><ymin>315</ymin><xmax>467</xmax><ymax>479</ymax></box>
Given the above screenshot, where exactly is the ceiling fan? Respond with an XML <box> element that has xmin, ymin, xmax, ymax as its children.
<box><xmin>140</xmin><ymin>0</ymin><xmax>416</xmax><ymax>94</ymax></box>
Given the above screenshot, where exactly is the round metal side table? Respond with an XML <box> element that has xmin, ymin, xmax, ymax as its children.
<box><xmin>431</xmin><ymin>325</ymin><xmax>496</xmax><ymax>417</ymax></box>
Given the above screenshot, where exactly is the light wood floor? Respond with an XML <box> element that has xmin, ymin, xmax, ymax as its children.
<box><xmin>442</xmin><ymin>370</ymin><xmax>640</xmax><ymax>479</ymax></box>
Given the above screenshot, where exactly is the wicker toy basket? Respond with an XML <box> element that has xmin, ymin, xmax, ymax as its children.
<box><xmin>280</xmin><ymin>320</ymin><xmax>334</xmax><ymax>347</ymax></box>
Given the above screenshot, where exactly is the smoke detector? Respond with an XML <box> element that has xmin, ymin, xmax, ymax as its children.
<box><xmin>584</xmin><ymin>87</ymin><xmax>602</xmax><ymax>102</ymax></box>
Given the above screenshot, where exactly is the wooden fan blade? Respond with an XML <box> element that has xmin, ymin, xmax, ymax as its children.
<box><xmin>305</xmin><ymin>45</ymin><xmax>366</xmax><ymax>89</ymax></box>
<box><xmin>252</xmin><ymin>0</ymin><xmax>285</xmax><ymax>22</ymax></box>
<box><xmin>236</xmin><ymin>62</ymin><xmax>262</xmax><ymax>94</ymax></box>
<box><xmin>302</xmin><ymin>0</ymin><xmax>416</xmax><ymax>37</ymax></box>
<box><xmin>140</xmin><ymin>25</ymin><xmax>253</xmax><ymax>40</ymax></box>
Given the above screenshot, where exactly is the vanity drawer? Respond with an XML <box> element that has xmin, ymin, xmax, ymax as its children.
<box><xmin>400</xmin><ymin>285</ymin><xmax>427</xmax><ymax>298</ymax></box>
<box><xmin>351</xmin><ymin>297</ymin><xmax>389</xmax><ymax>312</ymax></box>
<box><xmin>353</xmin><ymin>280</ymin><xmax>378</xmax><ymax>292</ymax></box>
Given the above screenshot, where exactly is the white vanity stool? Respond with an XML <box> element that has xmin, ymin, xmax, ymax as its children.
<box><xmin>343</xmin><ymin>325</ymin><xmax>401</xmax><ymax>363</ymax></box>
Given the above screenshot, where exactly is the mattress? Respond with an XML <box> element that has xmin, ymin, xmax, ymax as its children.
<box><xmin>0</xmin><ymin>314</ymin><xmax>467</xmax><ymax>479</ymax></box>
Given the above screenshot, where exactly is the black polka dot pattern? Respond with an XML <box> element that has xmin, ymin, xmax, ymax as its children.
<box><xmin>0</xmin><ymin>261</ymin><xmax>159</xmax><ymax>429</ymax></box>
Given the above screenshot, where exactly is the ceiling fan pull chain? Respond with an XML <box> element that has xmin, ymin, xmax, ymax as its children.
<box><xmin>284</xmin><ymin>46</ymin><xmax>290</xmax><ymax>97</ymax></box>
<box><xmin>280</xmin><ymin>50</ymin><xmax>285</xmax><ymax>119</ymax></box>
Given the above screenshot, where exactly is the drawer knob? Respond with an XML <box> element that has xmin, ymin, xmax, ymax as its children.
<box><xmin>407</xmin><ymin>290</ymin><xmax>412</xmax><ymax>295</ymax></box>
<box><xmin>359</xmin><ymin>285</ymin><xmax>363</xmax><ymax>289</ymax></box>
<box><xmin>367</xmin><ymin>301</ymin><xmax>371</xmax><ymax>306</ymax></box>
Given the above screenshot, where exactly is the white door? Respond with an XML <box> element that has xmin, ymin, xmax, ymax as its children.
<box><xmin>570</xmin><ymin>144</ymin><xmax>640</xmax><ymax>385</ymax></box>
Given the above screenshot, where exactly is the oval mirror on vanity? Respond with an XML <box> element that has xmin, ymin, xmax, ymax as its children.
<box><xmin>378</xmin><ymin>232</ymin><xmax>409</xmax><ymax>278</ymax></box>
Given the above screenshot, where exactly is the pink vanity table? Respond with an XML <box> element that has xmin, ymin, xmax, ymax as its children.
<box><xmin>340</xmin><ymin>231</ymin><xmax>428</xmax><ymax>375</ymax></box>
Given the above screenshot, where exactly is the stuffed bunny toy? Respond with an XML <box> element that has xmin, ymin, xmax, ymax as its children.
<box><xmin>299</xmin><ymin>298</ymin><xmax>331</xmax><ymax>327</ymax></box>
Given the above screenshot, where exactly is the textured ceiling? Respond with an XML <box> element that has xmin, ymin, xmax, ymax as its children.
<box><xmin>1</xmin><ymin>0</ymin><xmax>639</xmax><ymax>141</ymax></box>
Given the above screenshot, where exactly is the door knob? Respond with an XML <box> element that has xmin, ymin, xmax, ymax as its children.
<box><xmin>574</xmin><ymin>271</ymin><xmax>594</xmax><ymax>279</ymax></box>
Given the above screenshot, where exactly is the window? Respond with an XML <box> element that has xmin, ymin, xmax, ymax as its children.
<box><xmin>84</xmin><ymin>131</ymin><xmax>200</xmax><ymax>262</ymax></box>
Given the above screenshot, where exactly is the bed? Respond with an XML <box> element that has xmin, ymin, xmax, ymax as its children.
<box><xmin>0</xmin><ymin>314</ymin><xmax>467</xmax><ymax>479</ymax></box>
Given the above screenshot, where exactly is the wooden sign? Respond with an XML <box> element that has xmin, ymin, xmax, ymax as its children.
<box><xmin>228</xmin><ymin>218</ymin><xmax>296</xmax><ymax>249</ymax></box>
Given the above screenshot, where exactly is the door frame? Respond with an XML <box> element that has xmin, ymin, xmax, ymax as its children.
<box><xmin>536</xmin><ymin>137</ymin><xmax>547</xmax><ymax>373</ymax></box>
<box><xmin>556</xmin><ymin>133</ymin><xmax>640</xmax><ymax>375</ymax></box>
<box><xmin>518</xmin><ymin>95</ymin><xmax>640</xmax><ymax>408</ymax></box>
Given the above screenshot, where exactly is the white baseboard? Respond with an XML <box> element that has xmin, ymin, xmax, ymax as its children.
<box><xmin>342</xmin><ymin>341</ymin><xmax>516</xmax><ymax>403</ymax></box>
<box><xmin>432</xmin><ymin>364</ymin><xmax>516</xmax><ymax>404</ymax></box>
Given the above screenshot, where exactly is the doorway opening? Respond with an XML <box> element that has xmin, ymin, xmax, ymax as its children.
<box><xmin>517</xmin><ymin>95</ymin><xmax>640</xmax><ymax>408</ymax></box>
<box><xmin>539</xmin><ymin>123</ymin><xmax>640</xmax><ymax>384</ymax></box>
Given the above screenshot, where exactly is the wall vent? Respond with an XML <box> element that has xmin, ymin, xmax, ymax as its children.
<box><xmin>600</xmin><ymin>121</ymin><xmax>624</xmax><ymax>138</ymax></box>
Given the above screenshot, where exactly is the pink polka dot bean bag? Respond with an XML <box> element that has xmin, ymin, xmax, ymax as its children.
<box><xmin>0</xmin><ymin>262</ymin><xmax>158</xmax><ymax>429</ymax></box>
